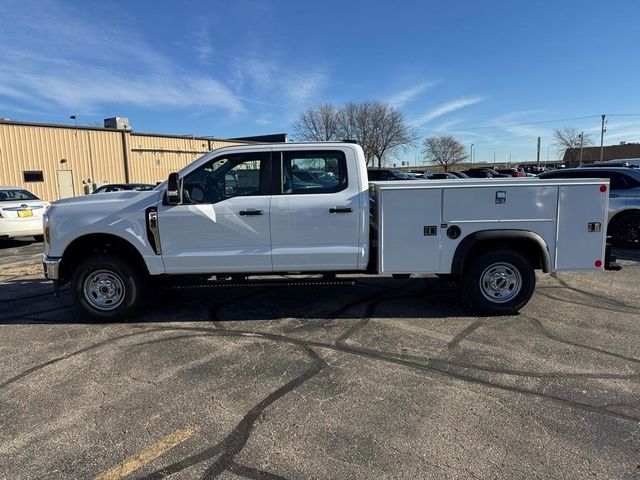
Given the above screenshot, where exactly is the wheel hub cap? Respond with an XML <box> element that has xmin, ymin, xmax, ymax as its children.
<box><xmin>83</xmin><ymin>270</ymin><xmax>125</xmax><ymax>311</ymax></box>
<box><xmin>479</xmin><ymin>262</ymin><xmax>522</xmax><ymax>304</ymax></box>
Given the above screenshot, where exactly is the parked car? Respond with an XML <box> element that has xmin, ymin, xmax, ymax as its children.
<box><xmin>580</xmin><ymin>160</ymin><xmax>640</xmax><ymax>168</ymax></box>
<box><xmin>460</xmin><ymin>169</ymin><xmax>491</xmax><ymax>178</ymax></box>
<box><xmin>427</xmin><ymin>172</ymin><xmax>460</xmax><ymax>180</ymax></box>
<box><xmin>367</xmin><ymin>169</ymin><xmax>419</xmax><ymax>181</ymax></box>
<box><xmin>496</xmin><ymin>168</ymin><xmax>525</xmax><ymax>177</ymax></box>
<box><xmin>0</xmin><ymin>187</ymin><xmax>50</xmax><ymax>241</ymax></box>
<box><xmin>92</xmin><ymin>183</ymin><xmax>155</xmax><ymax>194</ymax></box>
<box><xmin>462</xmin><ymin>168</ymin><xmax>511</xmax><ymax>178</ymax></box>
<box><xmin>450</xmin><ymin>171</ymin><xmax>470</xmax><ymax>179</ymax></box>
<box><xmin>538</xmin><ymin>167</ymin><xmax>640</xmax><ymax>247</ymax></box>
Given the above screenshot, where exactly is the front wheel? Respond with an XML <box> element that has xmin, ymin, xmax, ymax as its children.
<box><xmin>462</xmin><ymin>249</ymin><xmax>535</xmax><ymax>314</ymax></box>
<box><xmin>71</xmin><ymin>254</ymin><xmax>146</xmax><ymax>320</ymax></box>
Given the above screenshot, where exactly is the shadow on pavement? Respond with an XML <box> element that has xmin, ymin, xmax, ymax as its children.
<box><xmin>0</xmin><ymin>276</ymin><xmax>478</xmax><ymax>325</ymax></box>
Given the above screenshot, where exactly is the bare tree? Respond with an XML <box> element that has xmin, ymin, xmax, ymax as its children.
<box><xmin>293</xmin><ymin>103</ymin><xmax>341</xmax><ymax>141</ymax></box>
<box><xmin>294</xmin><ymin>101</ymin><xmax>416</xmax><ymax>167</ymax></box>
<box><xmin>368</xmin><ymin>103</ymin><xmax>417</xmax><ymax>168</ymax></box>
<box><xmin>553</xmin><ymin>127</ymin><xmax>593</xmax><ymax>166</ymax></box>
<box><xmin>336</xmin><ymin>101</ymin><xmax>416</xmax><ymax>167</ymax></box>
<box><xmin>423</xmin><ymin>136</ymin><xmax>467</xmax><ymax>172</ymax></box>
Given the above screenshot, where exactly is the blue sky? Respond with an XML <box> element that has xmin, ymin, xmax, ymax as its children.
<box><xmin>1</xmin><ymin>0</ymin><xmax>640</xmax><ymax>165</ymax></box>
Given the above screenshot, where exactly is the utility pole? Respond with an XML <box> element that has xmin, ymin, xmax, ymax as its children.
<box><xmin>579</xmin><ymin>132</ymin><xmax>584</xmax><ymax>166</ymax></box>
<box><xmin>493</xmin><ymin>151</ymin><xmax>496</xmax><ymax>167</ymax></box>
<box><xmin>536</xmin><ymin>136</ymin><xmax>541</xmax><ymax>167</ymax></box>
<box><xmin>470</xmin><ymin>144</ymin><xmax>474</xmax><ymax>164</ymax></box>
<box><xmin>600</xmin><ymin>114</ymin><xmax>606</xmax><ymax>161</ymax></box>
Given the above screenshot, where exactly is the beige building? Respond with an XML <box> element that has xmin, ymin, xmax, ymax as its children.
<box><xmin>0</xmin><ymin>118</ymin><xmax>247</xmax><ymax>201</ymax></box>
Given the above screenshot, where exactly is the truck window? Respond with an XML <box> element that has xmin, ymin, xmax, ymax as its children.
<box><xmin>281</xmin><ymin>151</ymin><xmax>347</xmax><ymax>194</ymax></box>
<box><xmin>181</xmin><ymin>153</ymin><xmax>267</xmax><ymax>204</ymax></box>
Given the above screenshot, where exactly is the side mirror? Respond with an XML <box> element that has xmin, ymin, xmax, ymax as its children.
<box><xmin>167</xmin><ymin>172</ymin><xmax>180</xmax><ymax>204</ymax></box>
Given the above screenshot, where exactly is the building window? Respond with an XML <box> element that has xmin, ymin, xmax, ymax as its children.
<box><xmin>23</xmin><ymin>171</ymin><xmax>44</xmax><ymax>182</ymax></box>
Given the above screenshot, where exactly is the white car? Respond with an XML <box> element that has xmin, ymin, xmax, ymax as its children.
<box><xmin>0</xmin><ymin>187</ymin><xmax>50</xmax><ymax>241</ymax></box>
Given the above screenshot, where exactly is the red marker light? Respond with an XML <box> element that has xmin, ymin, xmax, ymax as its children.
<box><xmin>600</xmin><ymin>185</ymin><xmax>607</xmax><ymax>193</ymax></box>
<box><xmin>595</xmin><ymin>260</ymin><xmax>603</xmax><ymax>268</ymax></box>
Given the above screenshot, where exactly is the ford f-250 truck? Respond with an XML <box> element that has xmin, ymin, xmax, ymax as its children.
<box><xmin>42</xmin><ymin>142</ymin><xmax>617</xmax><ymax>319</ymax></box>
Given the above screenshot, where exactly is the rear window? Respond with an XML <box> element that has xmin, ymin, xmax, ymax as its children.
<box><xmin>0</xmin><ymin>189</ymin><xmax>39</xmax><ymax>201</ymax></box>
<box><xmin>282</xmin><ymin>151</ymin><xmax>347</xmax><ymax>194</ymax></box>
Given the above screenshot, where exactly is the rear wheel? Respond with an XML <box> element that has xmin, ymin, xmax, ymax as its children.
<box><xmin>71</xmin><ymin>254</ymin><xmax>146</xmax><ymax>320</ymax></box>
<box><xmin>610</xmin><ymin>213</ymin><xmax>640</xmax><ymax>248</ymax></box>
<box><xmin>462</xmin><ymin>249</ymin><xmax>535</xmax><ymax>314</ymax></box>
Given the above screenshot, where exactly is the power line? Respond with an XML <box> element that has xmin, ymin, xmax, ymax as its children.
<box><xmin>466</xmin><ymin>114</ymin><xmax>601</xmax><ymax>130</ymax></box>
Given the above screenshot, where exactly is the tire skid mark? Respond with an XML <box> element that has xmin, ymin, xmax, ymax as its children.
<box><xmin>523</xmin><ymin>315</ymin><xmax>640</xmax><ymax>365</ymax></box>
<box><xmin>227</xmin><ymin>461</ymin><xmax>289</xmax><ymax>480</ymax></box>
<box><xmin>138</xmin><ymin>346</ymin><xmax>325</xmax><ymax>480</ymax></box>
<box><xmin>129</xmin><ymin>325</ymin><xmax>640</xmax><ymax>423</ymax></box>
<box><xmin>550</xmin><ymin>274</ymin><xmax>640</xmax><ymax>311</ymax></box>
<box><xmin>0</xmin><ymin>329</ymin><xmax>168</xmax><ymax>390</ymax></box>
<box><xmin>536</xmin><ymin>290</ymin><xmax>639</xmax><ymax>316</ymax></box>
<box><xmin>131</xmin><ymin>332</ymin><xmax>639</xmax><ymax>381</ymax></box>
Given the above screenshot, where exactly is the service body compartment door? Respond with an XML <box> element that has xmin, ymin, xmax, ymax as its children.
<box><xmin>378</xmin><ymin>187</ymin><xmax>442</xmax><ymax>273</ymax></box>
<box><xmin>443</xmin><ymin>185</ymin><xmax>558</xmax><ymax>223</ymax></box>
<box><xmin>555</xmin><ymin>183</ymin><xmax>609</xmax><ymax>270</ymax></box>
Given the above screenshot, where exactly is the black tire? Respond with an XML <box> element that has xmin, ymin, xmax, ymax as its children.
<box><xmin>462</xmin><ymin>249</ymin><xmax>535</xmax><ymax>314</ymax></box>
<box><xmin>610</xmin><ymin>213</ymin><xmax>640</xmax><ymax>249</ymax></box>
<box><xmin>33</xmin><ymin>235</ymin><xmax>44</xmax><ymax>242</ymax></box>
<box><xmin>71</xmin><ymin>254</ymin><xmax>146</xmax><ymax>321</ymax></box>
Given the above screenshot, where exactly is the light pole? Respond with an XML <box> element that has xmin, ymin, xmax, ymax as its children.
<box><xmin>470</xmin><ymin>144</ymin><xmax>474</xmax><ymax>164</ymax></box>
<box><xmin>600</xmin><ymin>114</ymin><xmax>606</xmax><ymax>161</ymax></box>
<box><xmin>578</xmin><ymin>132</ymin><xmax>584</xmax><ymax>166</ymax></box>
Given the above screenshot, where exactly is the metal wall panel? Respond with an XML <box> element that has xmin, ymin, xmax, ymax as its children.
<box><xmin>0</xmin><ymin>122</ymin><xmax>243</xmax><ymax>201</ymax></box>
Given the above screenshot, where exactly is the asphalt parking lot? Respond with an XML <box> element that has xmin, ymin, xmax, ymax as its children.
<box><xmin>1</xmin><ymin>238</ymin><xmax>639</xmax><ymax>479</ymax></box>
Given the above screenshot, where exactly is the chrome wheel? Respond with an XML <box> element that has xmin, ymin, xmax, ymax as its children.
<box><xmin>479</xmin><ymin>262</ymin><xmax>522</xmax><ymax>304</ymax></box>
<box><xmin>83</xmin><ymin>269</ymin><xmax>125</xmax><ymax>311</ymax></box>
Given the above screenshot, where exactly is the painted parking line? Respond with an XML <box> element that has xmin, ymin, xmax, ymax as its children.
<box><xmin>95</xmin><ymin>426</ymin><xmax>196</xmax><ymax>480</ymax></box>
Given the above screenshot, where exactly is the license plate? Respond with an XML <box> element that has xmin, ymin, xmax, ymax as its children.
<box><xmin>18</xmin><ymin>209</ymin><xmax>33</xmax><ymax>218</ymax></box>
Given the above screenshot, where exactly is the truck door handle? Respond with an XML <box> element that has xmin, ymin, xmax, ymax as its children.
<box><xmin>239</xmin><ymin>209</ymin><xmax>264</xmax><ymax>216</ymax></box>
<box><xmin>329</xmin><ymin>207</ymin><xmax>353</xmax><ymax>213</ymax></box>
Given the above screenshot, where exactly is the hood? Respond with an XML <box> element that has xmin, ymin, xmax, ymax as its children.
<box><xmin>47</xmin><ymin>190</ymin><xmax>162</xmax><ymax>223</ymax></box>
<box><xmin>52</xmin><ymin>190</ymin><xmax>159</xmax><ymax>207</ymax></box>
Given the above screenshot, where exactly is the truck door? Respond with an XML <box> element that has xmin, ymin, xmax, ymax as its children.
<box><xmin>158</xmin><ymin>152</ymin><xmax>273</xmax><ymax>274</ymax></box>
<box><xmin>270</xmin><ymin>149</ymin><xmax>363</xmax><ymax>271</ymax></box>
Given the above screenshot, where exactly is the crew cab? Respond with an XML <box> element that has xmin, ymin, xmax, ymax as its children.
<box><xmin>42</xmin><ymin>142</ymin><xmax>615</xmax><ymax>319</ymax></box>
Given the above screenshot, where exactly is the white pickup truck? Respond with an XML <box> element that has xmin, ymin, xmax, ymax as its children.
<box><xmin>42</xmin><ymin>142</ymin><xmax>617</xmax><ymax>319</ymax></box>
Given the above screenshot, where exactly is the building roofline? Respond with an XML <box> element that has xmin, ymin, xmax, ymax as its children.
<box><xmin>0</xmin><ymin>118</ymin><xmax>247</xmax><ymax>143</ymax></box>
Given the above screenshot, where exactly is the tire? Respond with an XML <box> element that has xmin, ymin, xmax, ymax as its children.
<box><xmin>610</xmin><ymin>213</ymin><xmax>640</xmax><ymax>249</ymax></box>
<box><xmin>462</xmin><ymin>249</ymin><xmax>535</xmax><ymax>314</ymax></box>
<box><xmin>71</xmin><ymin>254</ymin><xmax>146</xmax><ymax>320</ymax></box>
<box><xmin>33</xmin><ymin>235</ymin><xmax>44</xmax><ymax>242</ymax></box>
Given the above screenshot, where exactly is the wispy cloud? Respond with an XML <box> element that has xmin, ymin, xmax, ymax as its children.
<box><xmin>385</xmin><ymin>81</ymin><xmax>438</xmax><ymax>108</ymax></box>
<box><xmin>412</xmin><ymin>97</ymin><xmax>484</xmax><ymax>127</ymax></box>
<box><xmin>194</xmin><ymin>26</ymin><xmax>213</xmax><ymax>65</ymax></box>
<box><xmin>0</xmin><ymin>0</ymin><xmax>328</xmax><ymax>124</ymax></box>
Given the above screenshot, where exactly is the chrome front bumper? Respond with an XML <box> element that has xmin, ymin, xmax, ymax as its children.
<box><xmin>42</xmin><ymin>255</ymin><xmax>62</xmax><ymax>280</ymax></box>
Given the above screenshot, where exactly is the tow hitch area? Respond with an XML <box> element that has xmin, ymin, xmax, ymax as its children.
<box><xmin>604</xmin><ymin>244</ymin><xmax>622</xmax><ymax>271</ymax></box>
